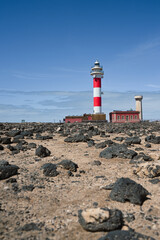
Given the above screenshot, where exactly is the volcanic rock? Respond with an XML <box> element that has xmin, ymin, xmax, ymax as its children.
<box><xmin>58</xmin><ymin>159</ymin><xmax>78</xmax><ymax>172</ymax></box>
<box><xmin>7</xmin><ymin>130</ymin><xmax>21</xmax><ymax>137</ymax></box>
<box><xmin>125</xmin><ymin>137</ymin><xmax>141</xmax><ymax>145</ymax></box>
<box><xmin>0</xmin><ymin>145</ymin><xmax>4</xmax><ymax>150</ymax></box>
<box><xmin>95</xmin><ymin>141</ymin><xmax>107</xmax><ymax>149</ymax></box>
<box><xmin>145</xmin><ymin>143</ymin><xmax>152</xmax><ymax>148</ymax></box>
<box><xmin>64</xmin><ymin>134</ymin><xmax>90</xmax><ymax>143</ymax></box>
<box><xmin>21</xmin><ymin>222</ymin><xmax>40</xmax><ymax>231</ymax></box>
<box><xmin>78</xmin><ymin>207</ymin><xmax>123</xmax><ymax>232</ymax></box>
<box><xmin>41</xmin><ymin>163</ymin><xmax>59</xmax><ymax>177</ymax></box>
<box><xmin>99</xmin><ymin>143</ymin><xmax>137</xmax><ymax>159</ymax></box>
<box><xmin>98</xmin><ymin>229</ymin><xmax>155</xmax><ymax>240</ymax></box>
<box><xmin>145</xmin><ymin>135</ymin><xmax>160</xmax><ymax>144</ymax></box>
<box><xmin>0</xmin><ymin>160</ymin><xmax>19</xmax><ymax>180</ymax></box>
<box><xmin>28</xmin><ymin>142</ymin><xmax>37</xmax><ymax>149</ymax></box>
<box><xmin>87</xmin><ymin>139</ymin><xmax>95</xmax><ymax>147</ymax></box>
<box><xmin>35</xmin><ymin>145</ymin><xmax>51</xmax><ymax>157</ymax></box>
<box><xmin>1</xmin><ymin>137</ymin><xmax>11</xmax><ymax>144</ymax></box>
<box><xmin>130</xmin><ymin>153</ymin><xmax>153</xmax><ymax>164</ymax></box>
<box><xmin>113</xmin><ymin>137</ymin><xmax>124</xmax><ymax>142</ymax></box>
<box><xmin>109</xmin><ymin>177</ymin><xmax>150</xmax><ymax>205</ymax></box>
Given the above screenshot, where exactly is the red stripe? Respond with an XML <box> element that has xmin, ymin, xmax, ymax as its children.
<box><xmin>93</xmin><ymin>78</ymin><xmax>101</xmax><ymax>88</ymax></box>
<box><xmin>94</xmin><ymin>97</ymin><xmax>101</xmax><ymax>106</ymax></box>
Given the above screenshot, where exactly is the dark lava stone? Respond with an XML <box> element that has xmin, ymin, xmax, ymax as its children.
<box><xmin>1</xmin><ymin>137</ymin><xmax>11</xmax><ymax>144</ymax></box>
<box><xmin>148</xmin><ymin>179</ymin><xmax>160</xmax><ymax>184</ymax></box>
<box><xmin>100</xmin><ymin>143</ymin><xmax>137</xmax><ymax>160</ymax></box>
<box><xmin>0</xmin><ymin>161</ymin><xmax>19</xmax><ymax>180</ymax></box>
<box><xmin>6</xmin><ymin>178</ymin><xmax>17</xmax><ymax>183</ymax></box>
<box><xmin>21</xmin><ymin>222</ymin><xmax>40</xmax><ymax>231</ymax></box>
<box><xmin>68</xmin><ymin>170</ymin><xmax>74</xmax><ymax>177</ymax></box>
<box><xmin>22</xmin><ymin>184</ymin><xmax>35</xmax><ymax>191</ymax></box>
<box><xmin>0</xmin><ymin>160</ymin><xmax>9</xmax><ymax>166</ymax></box>
<box><xmin>95</xmin><ymin>142</ymin><xmax>107</xmax><ymax>149</ymax></box>
<box><xmin>28</xmin><ymin>142</ymin><xmax>37</xmax><ymax>149</ymax></box>
<box><xmin>135</xmin><ymin>147</ymin><xmax>144</xmax><ymax>151</ymax></box>
<box><xmin>64</xmin><ymin>134</ymin><xmax>90</xmax><ymax>143</ymax></box>
<box><xmin>87</xmin><ymin>140</ymin><xmax>95</xmax><ymax>147</ymax></box>
<box><xmin>109</xmin><ymin>177</ymin><xmax>150</xmax><ymax>205</ymax></box>
<box><xmin>58</xmin><ymin>159</ymin><xmax>78</xmax><ymax>172</ymax></box>
<box><xmin>35</xmin><ymin>145</ymin><xmax>51</xmax><ymax>157</ymax></box>
<box><xmin>7</xmin><ymin>130</ymin><xmax>21</xmax><ymax>137</ymax></box>
<box><xmin>145</xmin><ymin>135</ymin><xmax>160</xmax><ymax>144</ymax></box>
<box><xmin>41</xmin><ymin>163</ymin><xmax>59</xmax><ymax>177</ymax></box>
<box><xmin>125</xmin><ymin>137</ymin><xmax>141</xmax><ymax>145</ymax></box>
<box><xmin>0</xmin><ymin>145</ymin><xmax>4</xmax><ymax>150</ymax></box>
<box><xmin>98</xmin><ymin>229</ymin><xmax>156</xmax><ymax>240</ymax></box>
<box><xmin>145</xmin><ymin>143</ymin><xmax>151</xmax><ymax>148</ymax></box>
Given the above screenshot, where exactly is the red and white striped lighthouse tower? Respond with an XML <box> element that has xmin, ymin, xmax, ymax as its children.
<box><xmin>90</xmin><ymin>60</ymin><xmax>104</xmax><ymax>114</ymax></box>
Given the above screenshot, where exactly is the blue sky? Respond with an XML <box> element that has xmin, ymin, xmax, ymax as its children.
<box><xmin>0</xmin><ymin>0</ymin><xmax>160</xmax><ymax>122</ymax></box>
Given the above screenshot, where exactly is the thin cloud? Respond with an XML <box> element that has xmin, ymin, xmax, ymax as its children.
<box><xmin>0</xmin><ymin>90</ymin><xmax>160</xmax><ymax>122</ymax></box>
<box><xmin>51</xmin><ymin>67</ymin><xmax>88</xmax><ymax>73</ymax></box>
<box><xmin>118</xmin><ymin>37</ymin><xmax>160</xmax><ymax>58</ymax></box>
<box><xmin>146</xmin><ymin>84</ymin><xmax>160</xmax><ymax>89</ymax></box>
<box><xmin>12</xmin><ymin>72</ymin><xmax>54</xmax><ymax>80</ymax></box>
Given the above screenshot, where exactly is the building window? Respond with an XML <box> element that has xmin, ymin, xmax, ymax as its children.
<box><xmin>122</xmin><ymin>115</ymin><xmax>124</xmax><ymax>120</ymax></box>
<box><xmin>126</xmin><ymin>116</ymin><xmax>129</xmax><ymax>121</ymax></box>
<box><xmin>134</xmin><ymin>115</ymin><xmax>137</xmax><ymax>119</ymax></box>
<box><xmin>130</xmin><ymin>115</ymin><xmax>133</xmax><ymax>120</ymax></box>
<box><xmin>117</xmin><ymin>115</ymin><xmax>120</xmax><ymax>120</ymax></box>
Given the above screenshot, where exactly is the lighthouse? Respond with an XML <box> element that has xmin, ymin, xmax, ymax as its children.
<box><xmin>64</xmin><ymin>60</ymin><xmax>106</xmax><ymax>123</ymax></box>
<box><xmin>90</xmin><ymin>60</ymin><xmax>104</xmax><ymax>114</ymax></box>
<box><xmin>135</xmin><ymin>95</ymin><xmax>143</xmax><ymax>120</ymax></box>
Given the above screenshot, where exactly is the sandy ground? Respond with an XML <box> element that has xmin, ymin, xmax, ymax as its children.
<box><xmin>0</xmin><ymin>122</ymin><xmax>160</xmax><ymax>240</ymax></box>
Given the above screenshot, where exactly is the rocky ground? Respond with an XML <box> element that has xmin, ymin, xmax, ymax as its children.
<box><xmin>0</xmin><ymin>121</ymin><xmax>160</xmax><ymax>240</ymax></box>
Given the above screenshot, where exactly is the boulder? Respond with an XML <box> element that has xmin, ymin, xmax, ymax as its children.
<box><xmin>109</xmin><ymin>177</ymin><xmax>150</xmax><ymax>205</ymax></box>
<box><xmin>0</xmin><ymin>160</ymin><xmax>19</xmax><ymax>180</ymax></box>
<box><xmin>64</xmin><ymin>134</ymin><xmax>90</xmax><ymax>143</ymax></box>
<box><xmin>100</xmin><ymin>144</ymin><xmax>137</xmax><ymax>159</ymax></box>
<box><xmin>130</xmin><ymin>153</ymin><xmax>153</xmax><ymax>164</ymax></box>
<box><xmin>20</xmin><ymin>130</ymin><xmax>33</xmax><ymax>137</ymax></box>
<box><xmin>113</xmin><ymin>137</ymin><xmax>124</xmax><ymax>142</ymax></box>
<box><xmin>98</xmin><ymin>229</ymin><xmax>155</xmax><ymax>240</ymax></box>
<box><xmin>1</xmin><ymin>137</ymin><xmax>11</xmax><ymax>144</ymax></box>
<box><xmin>58</xmin><ymin>159</ymin><xmax>78</xmax><ymax>172</ymax></box>
<box><xmin>0</xmin><ymin>145</ymin><xmax>4</xmax><ymax>150</ymax></box>
<box><xmin>95</xmin><ymin>141</ymin><xmax>107</xmax><ymax>149</ymax></box>
<box><xmin>87</xmin><ymin>140</ymin><xmax>95</xmax><ymax>147</ymax></box>
<box><xmin>145</xmin><ymin>135</ymin><xmax>160</xmax><ymax>144</ymax></box>
<box><xmin>35</xmin><ymin>145</ymin><xmax>51</xmax><ymax>157</ymax></box>
<box><xmin>41</xmin><ymin>163</ymin><xmax>59</xmax><ymax>177</ymax></box>
<box><xmin>7</xmin><ymin>130</ymin><xmax>21</xmax><ymax>137</ymax></box>
<box><xmin>78</xmin><ymin>207</ymin><xmax>123</xmax><ymax>232</ymax></box>
<box><xmin>125</xmin><ymin>137</ymin><xmax>141</xmax><ymax>145</ymax></box>
<box><xmin>28</xmin><ymin>143</ymin><xmax>37</xmax><ymax>149</ymax></box>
